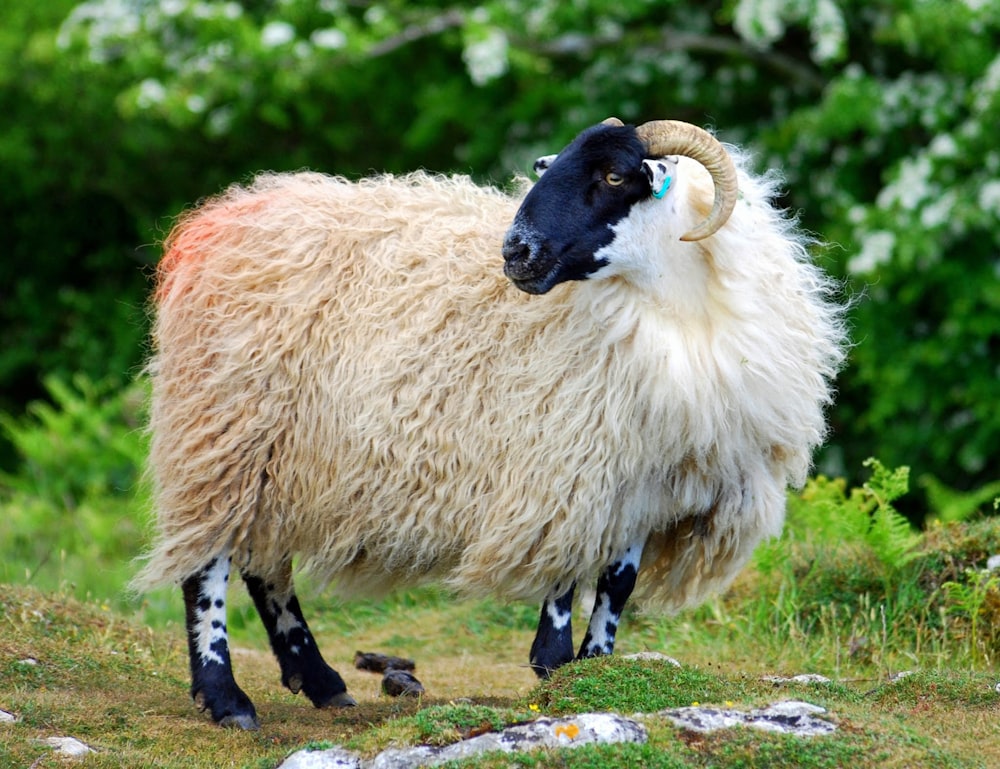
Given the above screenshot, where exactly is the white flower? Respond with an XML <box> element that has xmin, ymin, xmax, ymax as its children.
<box><xmin>733</xmin><ymin>0</ymin><xmax>786</xmax><ymax>48</ymax></box>
<box><xmin>849</xmin><ymin>230</ymin><xmax>896</xmax><ymax>275</ymax></box>
<box><xmin>920</xmin><ymin>190</ymin><xmax>956</xmax><ymax>229</ymax></box>
<box><xmin>137</xmin><ymin>78</ymin><xmax>167</xmax><ymax>108</ymax></box>
<box><xmin>810</xmin><ymin>0</ymin><xmax>846</xmax><ymax>63</ymax></box>
<box><xmin>463</xmin><ymin>28</ymin><xmax>509</xmax><ymax>86</ymax></box>
<box><xmin>311</xmin><ymin>28</ymin><xmax>347</xmax><ymax>50</ymax></box>
<box><xmin>979</xmin><ymin>180</ymin><xmax>1000</xmax><ymax>216</ymax></box>
<box><xmin>261</xmin><ymin>20</ymin><xmax>295</xmax><ymax>48</ymax></box>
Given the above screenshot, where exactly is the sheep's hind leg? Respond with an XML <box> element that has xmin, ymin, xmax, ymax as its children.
<box><xmin>529</xmin><ymin>583</ymin><xmax>576</xmax><ymax>678</ymax></box>
<box><xmin>243</xmin><ymin>563</ymin><xmax>356</xmax><ymax>709</ymax></box>
<box><xmin>578</xmin><ymin>542</ymin><xmax>643</xmax><ymax>659</ymax></box>
<box><xmin>182</xmin><ymin>556</ymin><xmax>260</xmax><ymax>730</ymax></box>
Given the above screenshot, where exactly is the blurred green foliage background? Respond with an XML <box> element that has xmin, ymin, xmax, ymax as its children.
<box><xmin>2</xmin><ymin>0</ymin><xmax>998</xmax><ymax>522</ymax></box>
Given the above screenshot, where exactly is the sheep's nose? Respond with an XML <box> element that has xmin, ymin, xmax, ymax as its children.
<box><xmin>502</xmin><ymin>236</ymin><xmax>532</xmax><ymax>265</ymax></box>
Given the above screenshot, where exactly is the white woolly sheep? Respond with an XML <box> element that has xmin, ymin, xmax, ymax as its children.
<box><xmin>137</xmin><ymin>118</ymin><xmax>846</xmax><ymax>729</ymax></box>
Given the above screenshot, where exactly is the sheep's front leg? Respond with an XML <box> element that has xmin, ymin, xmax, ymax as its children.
<box><xmin>578</xmin><ymin>542</ymin><xmax>643</xmax><ymax>659</ymax></box>
<box><xmin>182</xmin><ymin>556</ymin><xmax>260</xmax><ymax>730</ymax></box>
<box><xmin>529</xmin><ymin>583</ymin><xmax>576</xmax><ymax>678</ymax></box>
<box><xmin>242</xmin><ymin>564</ymin><xmax>356</xmax><ymax>709</ymax></box>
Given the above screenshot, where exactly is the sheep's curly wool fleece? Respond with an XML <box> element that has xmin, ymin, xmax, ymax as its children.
<box><xmin>138</xmin><ymin>165</ymin><xmax>845</xmax><ymax>610</ymax></box>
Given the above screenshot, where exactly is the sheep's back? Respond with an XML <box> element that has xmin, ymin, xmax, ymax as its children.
<box><xmin>141</xmin><ymin>171</ymin><xmax>630</xmax><ymax>598</ymax></box>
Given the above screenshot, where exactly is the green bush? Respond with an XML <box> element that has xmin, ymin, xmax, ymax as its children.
<box><xmin>0</xmin><ymin>375</ymin><xmax>149</xmax><ymax>603</ymax></box>
<box><xmin>2</xmin><ymin>1</ymin><xmax>999</xmax><ymax>510</ymax></box>
<box><xmin>746</xmin><ymin>461</ymin><xmax>1000</xmax><ymax>669</ymax></box>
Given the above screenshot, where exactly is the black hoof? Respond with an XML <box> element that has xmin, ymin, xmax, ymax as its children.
<box><xmin>320</xmin><ymin>691</ymin><xmax>358</xmax><ymax>708</ymax></box>
<box><xmin>218</xmin><ymin>712</ymin><xmax>261</xmax><ymax>731</ymax></box>
<box><xmin>529</xmin><ymin>634</ymin><xmax>575</xmax><ymax>679</ymax></box>
<box><xmin>193</xmin><ymin>681</ymin><xmax>259</xmax><ymax>730</ymax></box>
<box><xmin>294</xmin><ymin>663</ymin><xmax>354</xmax><ymax>709</ymax></box>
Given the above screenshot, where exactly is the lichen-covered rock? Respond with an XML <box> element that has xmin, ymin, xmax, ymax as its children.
<box><xmin>371</xmin><ymin>713</ymin><xmax>646</xmax><ymax>769</ymax></box>
<box><xmin>662</xmin><ymin>700</ymin><xmax>835</xmax><ymax>736</ymax></box>
<box><xmin>279</xmin><ymin>747</ymin><xmax>361</xmax><ymax>769</ymax></box>
<box><xmin>278</xmin><ymin>713</ymin><xmax>646</xmax><ymax>769</ymax></box>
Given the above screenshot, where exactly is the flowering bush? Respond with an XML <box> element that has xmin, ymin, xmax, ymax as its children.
<box><xmin>3</xmin><ymin>0</ymin><xmax>998</xmax><ymax>510</ymax></box>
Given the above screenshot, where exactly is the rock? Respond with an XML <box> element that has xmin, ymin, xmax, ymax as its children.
<box><xmin>279</xmin><ymin>746</ymin><xmax>361</xmax><ymax>769</ymax></box>
<box><xmin>0</xmin><ymin>710</ymin><xmax>15</xmax><ymax>724</ymax></box>
<box><xmin>41</xmin><ymin>736</ymin><xmax>94</xmax><ymax>756</ymax></box>
<box><xmin>279</xmin><ymin>713</ymin><xmax>646</xmax><ymax>768</ymax></box>
<box><xmin>622</xmin><ymin>652</ymin><xmax>682</xmax><ymax>667</ymax></box>
<box><xmin>662</xmin><ymin>700</ymin><xmax>835</xmax><ymax>737</ymax></box>
<box><xmin>381</xmin><ymin>669</ymin><xmax>425</xmax><ymax>697</ymax></box>
<box><xmin>986</xmin><ymin>554</ymin><xmax>1000</xmax><ymax>571</ymax></box>
<box><xmin>371</xmin><ymin>713</ymin><xmax>646</xmax><ymax>769</ymax></box>
<box><xmin>761</xmin><ymin>673</ymin><xmax>832</xmax><ymax>684</ymax></box>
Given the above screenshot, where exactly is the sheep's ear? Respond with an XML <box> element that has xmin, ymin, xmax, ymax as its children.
<box><xmin>642</xmin><ymin>157</ymin><xmax>679</xmax><ymax>200</ymax></box>
<box><xmin>533</xmin><ymin>154</ymin><xmax>558</xmax><ymax>177</ymax></box>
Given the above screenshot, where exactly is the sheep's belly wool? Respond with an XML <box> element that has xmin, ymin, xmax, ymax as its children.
<box><xmin>140</xmin><ymin>169</ymin><xmax>842</xmax><ymax>612</ymax></box>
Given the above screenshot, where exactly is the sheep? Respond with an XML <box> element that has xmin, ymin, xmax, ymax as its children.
<box><xmin>137</xmin><ymin>117</ymin><xmax>846</xmax><ymax>730</ymax></box>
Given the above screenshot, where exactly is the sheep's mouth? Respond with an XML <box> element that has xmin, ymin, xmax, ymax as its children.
<box><xmin>503</xmin><ymin>260</ymin><xmax>561</xmax><ymax>295</ymax></box>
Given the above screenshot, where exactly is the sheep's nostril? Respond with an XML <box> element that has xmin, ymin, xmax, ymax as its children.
<box><xmin>502</xmin><ymin>238</ymin><xmax>531</xmax><ymax>264</ymax></box>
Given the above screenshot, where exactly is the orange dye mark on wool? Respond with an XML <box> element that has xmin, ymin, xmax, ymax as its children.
<box><xmin>155</xmin><ymin>193</ymin><xmax>273</xmax><ymax>301</ymax></box>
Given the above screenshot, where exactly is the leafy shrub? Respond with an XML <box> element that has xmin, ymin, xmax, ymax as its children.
<box><xmin>746</xmin><ymin>460</ymin><xmax>1000</xmax><ymax>669</ymax></box>
<box><xmin>3</xmin><ymin>1</ymin><xmax>999</xmax><ymax>516</ymax></box>
<box><xmin>0</xmin><ymin>375</ymin><xmax>148</xmax><ymax>603</ymax></box>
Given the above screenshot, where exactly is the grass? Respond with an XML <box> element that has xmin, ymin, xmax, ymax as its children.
<box><xmin>3</xmin><ymin>575</ymin><xmax>999</xmax><ymax>769</ymax></box>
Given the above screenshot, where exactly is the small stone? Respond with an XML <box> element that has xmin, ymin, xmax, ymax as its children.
<box><xmin>42</xmin><ymin>737</ymin><xmax>93</xmax><ymax>756</ymax></box>
<box><xmin>986</xmin><ymin>554</ymin><xmax>1000</xmax><ymax>571</ymax></box>
<box><xmin>0</xmin><ymin>710</ymin><xmax>16</xmax><ymax>724</ymax></box>
<box><xmin>17</xmin><ymin>658</ymin><xmax>38</xmax><ymax>666</ymax></box>
<box><xmin>761</xmin><ymin>673</ymin><xmax>831</xmax><ymax>684</ymax></box>
<box><xmin>622</xmin><ymin>652</ymin><xmax>682</xmax><ymax>667</ymax></box>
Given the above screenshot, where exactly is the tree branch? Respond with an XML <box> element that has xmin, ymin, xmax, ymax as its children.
<box><xmin>366</xmin><ymin>9</ymin><xmax>465</xmax><ymax>59</ymax></box>
<box><xmin>521</xmin><ymin>27</ymin><xmax>826</xmax><ymax>92</ymax></box>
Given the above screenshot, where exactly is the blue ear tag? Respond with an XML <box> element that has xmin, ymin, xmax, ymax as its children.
<box><xmin>652</xmin><ymin>176</ymin><xmax>672</xmax><ymax>199</ymax></box>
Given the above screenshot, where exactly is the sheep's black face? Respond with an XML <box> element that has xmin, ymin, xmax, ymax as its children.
<box><xmin>503</xmin><ymin>124</ymin><xmax>652</xmax><ymax>295</ymax></box>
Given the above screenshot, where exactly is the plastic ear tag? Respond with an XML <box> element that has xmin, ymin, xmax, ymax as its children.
<box><xmin>652</xmin><ymin>176</ymin><xmax>672</xmax><ymax>199</ymax></box>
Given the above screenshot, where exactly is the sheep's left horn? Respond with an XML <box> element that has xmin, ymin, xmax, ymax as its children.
<box><xmin>636</xmin><ymin>120</ymin><xmax>738</xmax><ymax>241</ymax></box>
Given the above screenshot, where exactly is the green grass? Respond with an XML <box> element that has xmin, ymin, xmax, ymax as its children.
<box><xmin>3</xmin><ymin>381</ymin><xmax>1000</xmax><ymax>765</ymax></box>
<box><xmin>3</xmin><ymin>583</ymin><xmax>998</xmax><ymax>768</ymax></box>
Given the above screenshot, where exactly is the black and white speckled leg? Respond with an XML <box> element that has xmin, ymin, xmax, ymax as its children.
<box><xmin>578</xmin><ymin>542</ymin><xmax>643</xmax><ymax>660</ymax></box>
<box><xmin>242</xmin><ymin>563</ymin><xmax>356</xmax><ymax>709</ymax></box>
<box><xmin>529</xmin><ymin>583</ymin><xmax>576</xmax><ymax>679</ymax></box>
<box><xmin>182</xmin><ymin>556</ymin><xmax>260</xmax><ymax>730</ymax></box>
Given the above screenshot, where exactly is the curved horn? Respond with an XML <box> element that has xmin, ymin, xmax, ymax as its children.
<box><xmin>635</xmin><ymin>120</ymin><xmax>738</xmax><ymax>241</ymax></box>
<box><xmin>601</xmin><ymin>116</ymin><xmax>625</xmax><ymax>127</ymax></box>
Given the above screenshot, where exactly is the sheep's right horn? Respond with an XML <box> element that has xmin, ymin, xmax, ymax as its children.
<box><xmin>636</xmin><ymin>120</ymin><xmax>738</xmax><ymax>242</ymax></box>
<box><xmin>601</xmin><ymin>116</ymin><xmax>625</xmax><ymax>127</ymax></box>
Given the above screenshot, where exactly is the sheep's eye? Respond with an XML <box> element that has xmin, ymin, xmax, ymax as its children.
<box><xmin>605</xmin><ymin>171</ymin><xmax>625</xmax><ymax>187</ymax></box>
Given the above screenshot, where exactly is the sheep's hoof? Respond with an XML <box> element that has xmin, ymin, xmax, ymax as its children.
<box><xmin>321</xmin><ymin>692</ymin><xmax>357</xmax><ymax>708</ymax></box>
<box><xmin>193</xmin><ymin>682</ymin><xmax>260</xmax><ymax>729</ymax></box>
<box><xmin>219</xmin><ymin>712</ymin><xmax>261</xmax><ymax>731</ymax></box>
